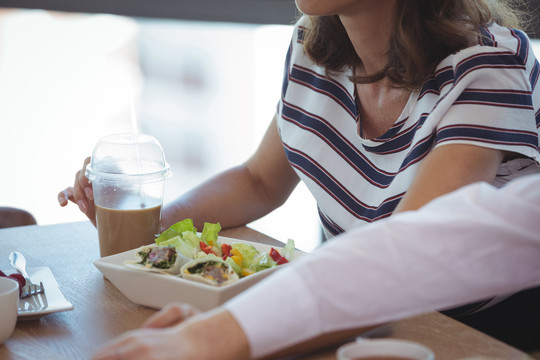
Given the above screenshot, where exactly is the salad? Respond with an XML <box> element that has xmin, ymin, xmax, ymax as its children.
<box><xmin>150</xmin><ymin>218</ymin><xmax>295</xmax><ymax>279</ymax></box>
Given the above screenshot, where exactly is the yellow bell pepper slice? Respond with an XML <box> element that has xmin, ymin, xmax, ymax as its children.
<box><xmin>241</xmin><ymin>268</ymin><xmax>255</xmax><ymax>277</ymax></box>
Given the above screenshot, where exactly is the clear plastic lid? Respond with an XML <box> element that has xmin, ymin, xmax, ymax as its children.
<box><xmin>86</xmin><ymin>133</ymin><xmax>171</xmax><ymax>184</ymax></box>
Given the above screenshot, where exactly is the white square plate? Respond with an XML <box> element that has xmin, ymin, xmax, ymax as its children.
<box><xmin>18</xmin><ymin>267</ymin><xmax>74</xmax><ymax>321</ymax></box>
<box><xmin>94</xmin><ymin>236</ymin><xmax>304</xmax><ymax>311</ymax></box>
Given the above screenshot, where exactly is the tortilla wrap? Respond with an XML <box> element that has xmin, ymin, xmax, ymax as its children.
<box><xmin>180</xmin><ymin>258</ymin><xmax>239</xmax><ymax>286</ymax></box>
<box><xmin>124</xmin><ymin>244</ymin><xmax>190</xmax><ymax>275</ymax></box>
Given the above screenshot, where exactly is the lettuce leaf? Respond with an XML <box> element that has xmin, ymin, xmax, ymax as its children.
<box><xmin>249</xmin><ymin>252</ymin><xmax>276</xmax><ymax>272</ymax></box>
<box><xmin>172</xmin><ymin>218</ymin><xmax>198</xmax><ymax>233</ymax></box>
<box><xmin>156</xmin><ymin>236</ymin><xmax>183</xmax><ymax>249</ymax></box>
<box><xmin>182</xmin><ymin>231</ymin><xmax>202</xmax><ymax>249</ymax></box>
<box><xmin>177</xmin><ymin>239</ymin><xmax>200</xmax><ymax>259</ymax></box>
<box><xmin>201</xmin><ymin>222</ymin><xmax>221</xmax><ymax>246</ymax></box>
<box><xmin>155</xmin><ymin>219</ymin><xmax>197</xmax><ymax>244</ymax></box>
<box><xmin>282</xmin><ymin>239</ymin><xmax>296</xmax><ymax>261</ymax></box>
<box><xmin>154</xmin><ymin>219</ymin><xmax>221</xmax><ymax>259</ymax></box>
<box><xmin>231</xmin><ymin>243</ymin><xmax>259</xmax><ymax>268</ymax></box>
<box><xmin>225</xmin><ymin>257</ymin><xmax>241</xmax><ymax>276</ymax></box>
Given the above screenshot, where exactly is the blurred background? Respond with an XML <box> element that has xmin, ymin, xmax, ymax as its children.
<box><xmin>0</xmin><ymin>0</ymin><xmax>538</xmax><ymax>252</ymax></box>
<box><xmin>0</xmin><ymin>2</ymin><xmax>324</xmax><ymax>252</ymax></box>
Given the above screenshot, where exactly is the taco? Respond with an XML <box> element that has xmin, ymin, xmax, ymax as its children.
<box><xmin>124</xmin><ymin>244</ymin><xmax>190</xmax><ymax>275</ymax></box>
<box><xmin>180</xmin><ymin>257</ymin><xmax>239</xmax><ymax>286</ymax></box>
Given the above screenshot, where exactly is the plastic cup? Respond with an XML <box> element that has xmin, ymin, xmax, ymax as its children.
<box><xmin>86</xmin><ymin>133</ymin><xmax>171</xmax><ymax>257</ymax></box>
<box><xmin>0</xmin><ymin>277</ymin><xmax>19</xmax><ymax>345</ymax></box>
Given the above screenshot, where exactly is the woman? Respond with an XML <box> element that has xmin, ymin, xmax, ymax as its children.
<box><xmin>276</xmin><ymin>0</ymin><xmax>539</xmax><ymax>237</ymax></box>
<box><xmin>61</xmin><ymin>0</ymin><xmax>539</xmax><ymax>237</ymax></box>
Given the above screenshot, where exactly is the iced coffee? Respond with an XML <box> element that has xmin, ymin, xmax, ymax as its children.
<box><xmin>86</xmin><ymin>133</ymin><xmax>171</xmax><ymax>257</ymax></box>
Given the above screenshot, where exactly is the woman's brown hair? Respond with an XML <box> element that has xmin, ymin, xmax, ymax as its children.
<box><xmin>302</xmin><ymin>0</ymin><xmax>529</xmax><ymax>90</ymax></box>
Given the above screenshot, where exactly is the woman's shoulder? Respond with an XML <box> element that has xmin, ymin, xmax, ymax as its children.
<box><xmin>286</xmin><ymin>16</ymin><xmax>341</xmax><ymax>76</ymax></box>
<box><xmin>479</xmin><ymin>23</ymin><xmax>535</xmax><ymax>62</ymax></box>
<box><xmin>293</xmin><ymin>14</ymin><xmax>310</xmax><ymax>30</ymax></box>
<box><xmin>437</xmin><ymin>23</ymin><xmax>537</xmax><ymax>71</ymax></box>
<box><xmin>289</xmin><ymin>15</ymin><xmax>309</xmax><ymax>43</ymax></box>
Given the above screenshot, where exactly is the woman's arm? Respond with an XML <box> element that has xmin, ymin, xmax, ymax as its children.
<box><xmin>393</xmin><ymin>143</ymin><xmax>506</xmax><ymax>213</ymax></box>
<box><xmin>58</xmin><ymin>115</ymin><xmax>299</xmax><ymax>231</ymax></box>
<box><xmin>161</xmin><ymin>115</ymin><xmax>299</xmax><ymax>230</ymax></box>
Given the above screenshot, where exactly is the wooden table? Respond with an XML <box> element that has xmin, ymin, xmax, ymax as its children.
<box><xmin>0</xmin><ymin>222</ymin><xmax>531</xmax><ymax>360</ymax></box>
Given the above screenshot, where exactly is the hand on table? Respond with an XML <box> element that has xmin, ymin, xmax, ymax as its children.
<box><xmin>141</xmin><ymin>303</ymin><xmax>200</xmax><ymax>329</ymax></box>
<box><xmin>92</xmin><ymin>303</ymin><xmax>200</xmax><ymax>360</ymax></box>
<box><xmin>57</xmin><ymin>156</ymin><xmax>96</xmax><ymax>226</ymax></box>
<box><xmin>91</xmin><ymin>303</ymin><xmax>250</xmax><ymax>360</ymax></box>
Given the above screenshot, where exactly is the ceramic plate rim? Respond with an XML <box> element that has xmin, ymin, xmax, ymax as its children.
<box><xmin>17</xmin><ymin>267</ymin><xmax>74</xmax><ymax>320</ymax></box>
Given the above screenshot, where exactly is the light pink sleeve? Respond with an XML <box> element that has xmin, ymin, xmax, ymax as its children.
<box><xmin>224</xmin><ymin>174</ymin><xmax>540</xmax><ymax>359</ymax></box>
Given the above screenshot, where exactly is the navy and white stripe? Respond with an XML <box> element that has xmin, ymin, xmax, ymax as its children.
<box><xmin>436</xmin><ymin>124</ymin><xmax>538</xmax><ymax>151</ymax></box>
<box><xmin>277</xmin><ymin>18</ymin><xmax>540</xmax><ymax>238</ymax></box>
<box><xmin>290</xmin><ymin>65</ymin><xmax>357</xmax><ymax>118</ymax></box>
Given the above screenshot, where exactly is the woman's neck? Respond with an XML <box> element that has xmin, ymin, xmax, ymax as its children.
<box><xmin>338</xmin><ymin>0</ymin><xmax>397</xmax><ymax>76</ymax></box>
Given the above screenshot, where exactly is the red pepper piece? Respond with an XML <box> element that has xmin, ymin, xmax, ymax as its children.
<box><xmin>199</xmin><ymin>241</ymin><xmax>216</xmax><ymax>255</ymax></box>
<box><xmin>269</xmin><ymin>248</ymin><xmax>288</xmax><ymax>265</ymax></box>
<box><xmin>221</xmin><ymin>243</ymin><xmax>232</xmax><ymax>260</ymax></box>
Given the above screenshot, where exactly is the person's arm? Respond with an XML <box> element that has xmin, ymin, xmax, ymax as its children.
<box><xmin>91</xmin><ymin>296</ymin><xmax>375</xmax><ymax>360</ymax></box>
<box><xmin>161</xmin><ymin>115</ymin><xmax>299</xmax><ymax>230</ymax></box>
<box><xmin>58</xmin><ymin>115</ymin><xmax>300</xmax><ymax>231</ymax></box>
<box><xmin>393</xmin><ymin>143</ymin><xmax>505</xmax><ymax>213</ymax></box>
<box><xmin>225</xmin><ymin>174</ymin><xmax>540</xmax><ymax>359</ymax></box>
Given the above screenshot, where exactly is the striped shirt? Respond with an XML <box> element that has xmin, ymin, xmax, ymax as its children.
<box><xmin>276</xmin><ymin>18</ymin><xmax>540</xmax><ymax>238</ymax></box>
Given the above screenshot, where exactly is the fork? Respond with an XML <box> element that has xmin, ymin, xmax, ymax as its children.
<box><xmin>8</xmin><ymin>251</ymin><xmax>45</xmax><ymax>298</ymax></box>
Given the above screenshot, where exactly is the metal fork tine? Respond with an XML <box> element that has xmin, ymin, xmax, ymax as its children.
<box><xmin>19</xmin><ymin>281</ymin><xmax>45</xmax><ymax>298</ymax></box>
<box><xmin>9</xmin><ymin>252</ymin><xmax>45</xmax><ymax>299</ymax></box>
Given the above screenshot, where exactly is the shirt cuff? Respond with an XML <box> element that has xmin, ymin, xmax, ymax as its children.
<box><xmin>224</xmin><ymin>266</ymin><xmax>322</xmax><ymax>359</ymax></box>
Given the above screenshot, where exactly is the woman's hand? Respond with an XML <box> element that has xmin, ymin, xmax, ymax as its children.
<box><xmin>92</xmin><ymin>305</ymin><xmax>250</xmax><ymax>360</ymax></box>
<box><xmin>57</xmin><ymin>157</ymin><xmax>96</xmax><ymax>226</ymax></box>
